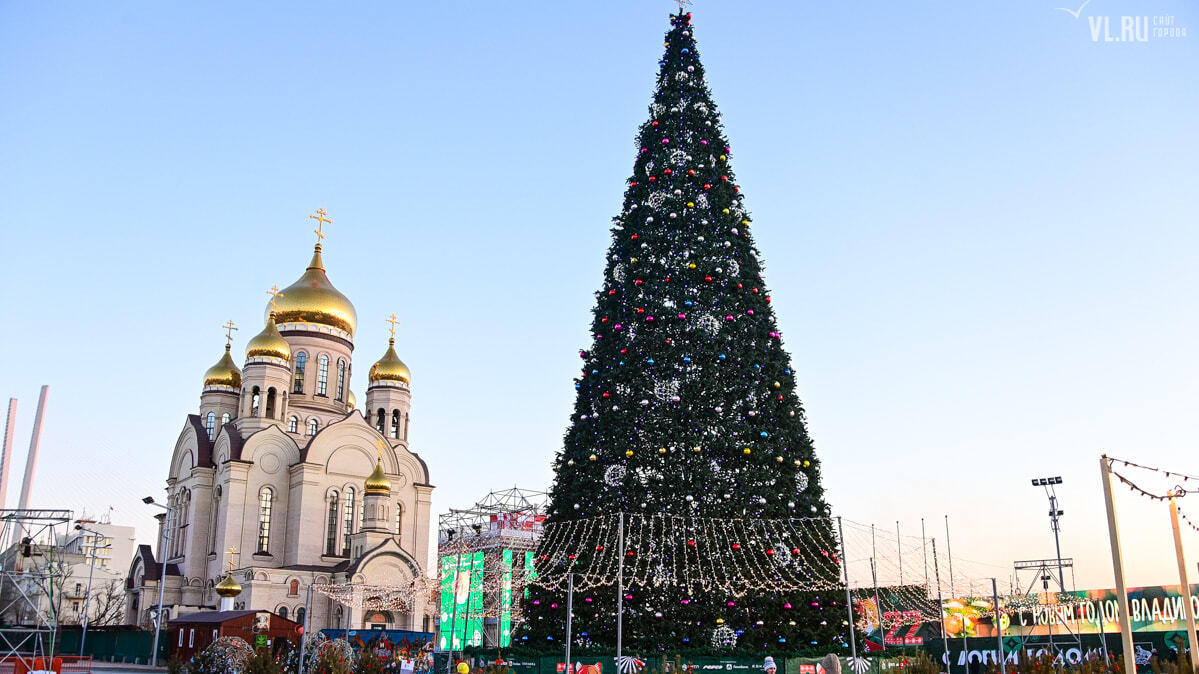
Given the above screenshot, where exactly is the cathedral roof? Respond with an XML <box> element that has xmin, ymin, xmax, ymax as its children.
<box><xmin>185</xmin><ymin>414</ymin><xmax>215</xmax><ymax>467</ymax></box>
<box><xmin>245</xmin><ymin>313</ymin><xmax>291</xmax><ymax>360</ymax></box>
<box><xmin>368</xmin><ymin>338</ymin><xmax>410</xmax><ymax>385</ymax></box>
<box><xmin>202</xmin><ymin>344</ymin><xmax>242</xmax><ymax>390</ymax></box>
<box><xmin>270</xmin><ymin>244</ymin><xmax>358</xmax><ymax>336</ymax></box>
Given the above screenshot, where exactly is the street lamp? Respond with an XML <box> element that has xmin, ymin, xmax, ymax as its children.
<box><xmin>143</xmin><ymin>496</ymin><xmax>175</xmax><ymax>668</ymax></box>
<box><xmin>1030</xmin><ymin>476</ymin><xmax>1066</xmax><ymax>593</ymax></box>
<box><xmin>74</xmin><ymin>523</ymin><xmax>112</xmax><ymax>657</ymax></box>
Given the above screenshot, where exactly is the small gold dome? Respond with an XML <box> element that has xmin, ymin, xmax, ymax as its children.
<box><xmin>364</xmin><ymin>456</ymin><xmax>391</xmax><ymax>496</ymax></box>
<box><xmin>269</xmin><ymin>245</ymin><xmax>358</xmax><ymax>336</ymax></box>
<box><xmin>203</xmin><ymin>345</ymin><xmax>243</xmax><ymax>389</ymax></box>
<box><xmin>215</xmin><ymin>571</ymin><xmax>242</xmax><ymax>598</ymax></box>
<box><xmin>346</xmin><ymin>390</ymin><xmax>356</xmax><ymax>410</ymax></box>
<box><xmin>368</xmin><ymin>338</ymin><xmax>410</xmax><ymax>385</ymax></box>
<box><xmin>245</xmin><ymin>313</ymin><xmax>292</xmax><ymax>360</ymax></box>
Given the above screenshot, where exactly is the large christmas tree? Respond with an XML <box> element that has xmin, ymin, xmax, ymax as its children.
<box><xmin>519</xmin><ymin>11</ymin><xmax>843</xmax><ymax>655</ymax></box>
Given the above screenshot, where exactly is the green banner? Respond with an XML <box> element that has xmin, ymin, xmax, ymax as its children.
<box><xmin>500</xmin><ymin>549</ymin><xmax>514</xmax><ymax>647</ymax></box>
<box><xmin>466</xmin><ymin>551</ymin><xmax>485</xmax><ymax>646</ymax></box>
<box><xmin>437</xmin><ymin>554</ymin><xmax>456</xmax><ymax>650</ymax></box>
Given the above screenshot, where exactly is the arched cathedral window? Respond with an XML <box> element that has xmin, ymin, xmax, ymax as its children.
<box><xmin>250</xmin><ymin>387</ymin><xmax>261</xmax><ymax>417</ymax></box>
<box><xmin>205</xmin><ymin>412</ymin><xmax>216</xmax><ymax>440</ymax></box>
<box><xmin>257</xmin><ymin>487</ymin><xmax>273</xmax><ymax>553</ymax></box>
<box><xmin>317</xmin><ymin>355</ymin><xmax>329</xmax><ymax>396</ymax></box>
<box><xmin>336</xmin><ymin>359</ymin><xmax>346</xmax><ymax>401</ymax></box>
<box><xmin>288</xmin><ymin>416</ymin><xmax>298</xmax><ymax>433</ymax></box>
<box><xmin>220</xmin><ymin>412</ymin><xmax>230</xmax><ymax>428</ymax></box>
<box><xmin>325</xmin><ymin>491</ymin><xmax>339</xmax><ymax>555</ymax></box>
<box><xmin>375</xmin><ymin>409</ymin><xmax>386</xmax><ymax>434</ymax></box>
<box><xmin>209</xmin><ymin>487</ymin><xmax>221</xmax><ymax>554</ymax></box>
<box><xmin>342</xmin><ymin>488</ymin><xmax>356</xmax><ymax>555</ymax></box>
<box><xmin>395</xmin><ymin>504</ymin><xmax>402</xmax><ymax>537</ymax></box>
<box><xmin>293</xmin><ymin>352</ymin><xmax>307</xmax><ymax>393</ymax></box>
<box><xmin>307</xmin><ymin>418</ymin><xmax>318</xmax><ymax>436</ymax></box>
<box><xmin>390</xmin><ymin>410</ymin><xmax>400</xmax><ymax>439</ymax></box>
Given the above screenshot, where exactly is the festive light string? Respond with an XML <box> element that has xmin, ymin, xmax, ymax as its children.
<box><xmin>1176</xmin><ymin>503</ymin><xmax>1199</xmax><ymax>535</ymax></box>
<box><xmin>1105</xmin><ymin>455</ymin><xmax>1199</xmax><ymax>483</ymax></box>
<box><xmin>1109</xmin><ymin>469</ymin><xmax>1192</xmax><ymax>501</ymax></box>
<box><xmin>528</xmin><ymin>514</ymin><xmax>843</xmax><ymax>596</ymax></box>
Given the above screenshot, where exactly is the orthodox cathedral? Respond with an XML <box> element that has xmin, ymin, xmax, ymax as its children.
<box><xmin>125</xmin><ymin>217</ymin><xmax>433</xmax><ymax>632</ymax></box>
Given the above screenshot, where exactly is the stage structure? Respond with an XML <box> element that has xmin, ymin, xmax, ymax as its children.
<box><xmin>437</xmin><ymin>487</ymin><xmax>546</xmax><ymax>653</ymax></box>
<box><xmin>0</xmin><ymin>509</ymin><xmax>73</xmax><ymax>669</ymax></box>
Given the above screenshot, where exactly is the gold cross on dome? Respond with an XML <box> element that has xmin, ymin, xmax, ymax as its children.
<box><xmin>309</xmin><ymin>207</ymin><xmax>331</xmax><ymax>245</ymax></box>
<box><xmin>375</xmin><ymin>438</ymin><xmax>387</xmax><ymax>459</ymax></box>
<box><xmin>386</xmin><ymin>313</ymin><xmax>401</xmax><ymax>338</ymax></box>
<box><xmin>266</xmin><ymin>285</ymin><xmax>284</xmax><ymax>312</ymax></box>
<box><xmin>222</xmin><ymin>320</ymin><xmax>238</xmax><ymax>345</ymax></box>
<box><xmin>225</xmin><ymin>545</ymin><xmax>240</xmax><ymax>572</ymax></box>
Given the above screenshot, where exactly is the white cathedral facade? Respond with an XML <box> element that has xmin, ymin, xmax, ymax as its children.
<box><xmin>125</xmin><ymin>231</ymin><xmax>433</xmax><ymax>632</ymax></box>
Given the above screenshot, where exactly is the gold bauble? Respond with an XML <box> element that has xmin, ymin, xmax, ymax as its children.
<box><xmin>688</xmin><ymin>263</ymin><xmax>697</xmax><ymax>269</ymax></box>
<box><xmin>722</xmin><ymin>209</ymin><xmax>730</xmax><ymax>215</ymax></box>
<box><xmin>803</xmin><ymin>460</ymin><xmax>811</xmax><ymax>467</ymax></box>
<box><xmin>589</xmin><ymin>454</ymin><xmax>597</xmax><ymax>462</ymax></box>
<box><xmin>658</xmin><ymin>447</ymin><xmax>667</xmax><ymax>455</ymax></box>
<box><xmin>743</xmin><ymin>448</ymin><xmax>752</xmax><ymax>455</ymax></box>
<box><xmin>625</xmin><ymin>450</ymin><xmax>634</xmax><ymax>457</ymax></box>
<box><xmin>567</xmin><ymin>459</ymin><xmax>575</xmax><ymax>466</ymax></box>
<box><xmin>774</xmin><ymin>381</ymin><xmax>781</xmax><ymax>389</ymax></box>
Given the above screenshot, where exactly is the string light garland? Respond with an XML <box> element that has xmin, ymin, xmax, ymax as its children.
<box><xmin>531</xmin><ymin>514</ymin><xmax>843</xmax><ymax>596</ymax></box>
<box><xmin>1105</xmin><ymin>456</ymin><xmax>1199</xmax><ymax>483</ymax></box>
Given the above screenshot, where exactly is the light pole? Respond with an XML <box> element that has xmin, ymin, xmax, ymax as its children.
<box><xmin>1030</xmin><ymin>477</ymin><xmax>1066</xmax><ymax>593</ymax></box>
<box><xmin>144</xmin><ymin>496</ymin><xmax>175</xmax><ymax>668</ymax></box>
<box><xmin>74</xmin><ymin>523</ymin><xmax>112</xmax><ymax>657</ymax></box>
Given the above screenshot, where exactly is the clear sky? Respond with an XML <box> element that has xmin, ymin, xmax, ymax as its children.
<box><xmin>1</xmin><ymin>1</ymin><xmax>1195</xmax><ymax>595</ymax></box>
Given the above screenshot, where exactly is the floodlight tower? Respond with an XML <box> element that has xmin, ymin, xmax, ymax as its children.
<box><xmin>1031</xmin><ymin>476</ymin><xmax>1066</xmax><ymax>593</ymax></box>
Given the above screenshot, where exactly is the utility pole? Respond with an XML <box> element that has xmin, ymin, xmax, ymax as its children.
<box><xmin>837</xmin><ymin>517</ymin><xmax>857</xmax><ymax>662</ymax></box>
<box><xmin>77</xmin><ymin>525</ymin><xmax>111</xmax><ymax>657</ymax></box>
<box><xmin>564</xmin><ymin>572</ymin><xmax>574</xmax><ymax>674</ymax></box>
<box><xmin>992</xmin><ymin>578</ymin><xmax>1006</xmax><ymax>674</ymax></box>
<box><xmin>1099</xmin><ymin>456</ymin><xmax>1136</xmax><ymax>674</ymax></box>
<box><xmin>616</xmin><ymin>512</ymin><xmax>624</xmax><ymax>660</ymax></box>
<box><xmin>1168</xmin><ymin>496</ymin><xmax>1198</xmax><ymax>672</ymax></box>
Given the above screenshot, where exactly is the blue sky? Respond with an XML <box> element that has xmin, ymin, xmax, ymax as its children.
<box><xmin>1</xmin><ymin>1</ymin><xmax>1196</xmax><ymax>593</ymax></box>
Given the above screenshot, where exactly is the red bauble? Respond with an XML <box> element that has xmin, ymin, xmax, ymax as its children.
<box><xmin>631</xmin><ymin>234</ymin><xmax>639</xmax><ymax>240</ymax></box>
<box><xmin>596</xmin><ymin>545</ymin><xmax>604</xmax><ymax>551</ymax></box>
<box><xmin>704</xmin><ymin>184</ymin><xmax>711</xmax><ymax>190</ymax></box>
<box><xmin>704</xmin><ymin>276</ymin><xmax>713</xmax><ymax>282</ymax></box>
<box><xmin>687</xmin><ymin>169</ymin><xmax>696</xmax><ymax>176</ymax></box>
<box><xmin>603</xmin><ymin>392</ymin><xmax>610</xmax><ymax>398</ymax></box>
<box><xmin>732</xmin><ymin>543</ymin><xmax>742</xmax><ymax>550</ymax></box>
<box><xmin>648</xmin><ymin>176</ymin><xmax>656</xmax><ymax>182</ymax></box>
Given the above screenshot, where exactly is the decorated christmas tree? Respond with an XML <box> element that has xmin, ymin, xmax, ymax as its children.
<box><xmin>518</xmin><ymin>11</ymin><xmax>844</xmax><ymax>654</ymax></box>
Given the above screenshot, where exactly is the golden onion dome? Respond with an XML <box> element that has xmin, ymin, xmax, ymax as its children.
<box><xmin>346</xmin><ymin>390</ymin><xmax>356</xmax><ymax>410</ymax></box>
<box><xmin>269</xmin><ymin>244</ymin><xmax>358</xmax><ymax>336</ymax></box>
<box><xmin>245</xmin><ymin>313</ymin><xmax>292</xmax><ymax>360</ymax></box>
<box><xmin>368</xmin><ymin>338</ymin><xmax>410</xmax><ymax>385</ymax></box>
<box><xmin>364</xmin><ymin>456</ymin><xmax>391</xmax><ymax>496</ymax></box>
<box><xmin>215</xmin><ymin>571</ymin><xmax>242</xmax><ymax>598</ymax></box>
<box><xmin>203</xmin><ymin>345</ymin><xmax>243</xmax><ymax>389</ymax></box>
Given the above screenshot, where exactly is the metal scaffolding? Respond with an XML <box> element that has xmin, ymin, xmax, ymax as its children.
<box><xmin>0</xmin><ymin>509</ymin><xmax>73</xmax><ymax>668</ymax></box>
<box><xmin>437</xmin><ymin>487</ymin><xmax>546</xmax><ymax>651</ymax></box>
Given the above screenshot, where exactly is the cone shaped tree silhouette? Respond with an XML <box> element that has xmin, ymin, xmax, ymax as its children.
<box><xmin>519</xmin><ymin>11</ymin><xmax>844</xmax><ymax>653</ymax></box>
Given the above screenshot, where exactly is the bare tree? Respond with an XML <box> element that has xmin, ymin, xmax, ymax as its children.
<box><xmin>89</xmin><ymin>580</ymin><xmax>126</xmax><ymax>627</ymax></box>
